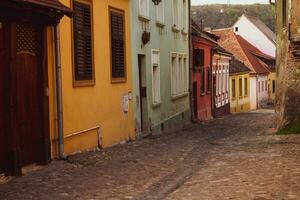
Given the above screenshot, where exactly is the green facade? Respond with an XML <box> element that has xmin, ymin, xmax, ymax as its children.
<box><xmin>130</xmin><ymin>0</ymin><xmax>190</xmax><ymax>136</ymax></box>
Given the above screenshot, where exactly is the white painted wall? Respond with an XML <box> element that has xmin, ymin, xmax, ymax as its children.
<box><xmin>250</xmin><ymin>76</ymin><xmax>257</xmax><ymax>110</ymax></box>
<box><xmin>257</xmin><ymin>75</ymin><xmax>269</xmax><ymax>108</ymax></box>
<box><xmin>233</xmin><ymin>15</ymin><xmax>276</xmax><ymax>57</ymax></box>
<box><xmin>213</xmin><ymin>55</ymin><xmax>231</xmax><ymax>108</ymax></box>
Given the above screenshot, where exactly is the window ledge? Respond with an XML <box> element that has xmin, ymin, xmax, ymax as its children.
<box><xmin>152</xmin><ymin>101</ymin><xmax>162</xmax><ymax>108</ymax></box>
<box><xmin>181</xmin><ymin>29</ymin><xmax>188</xmax><ymax>35</ymax></box>
<box><xmin>111</xmin><ymin>78</ymin><xmax>127</xmax><ymax>84</ymax></box>
<box><xmin>73</xmin><ymin>80</ymin><xmax>95</xmax><ymax>88</ymax></box>
<box><xmin>172</xmin><ymin>92</ymin><xmax>189</xmax><ymax>100</ymax></box>
<box><xmin>172</xmin><ymin>25</ymin><xmax>180</xmax><ymax>33</ymax></box>
<box><xmin>139</xmin><ymin>15</ymin><xmax>150</xmax><ymax>22</ymax></box>
<box><xmin>156</xmin><ymin>21</ymin><xmax>165</xmax><ymax>28</ymax></box>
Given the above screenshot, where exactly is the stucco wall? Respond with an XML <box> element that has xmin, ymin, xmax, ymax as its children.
<box><xmin>130</xmin><ymin>0</ymin><xmax>190</xmax><ymax>135</ymax></box>
<box><xmin>275</xmin><ymin>0</ymin><xmax>300</xmax><ymax>128</ymax></box>
<box><xmin>249</xmin><ymin>76</ymin><xmax>257</xmax><ymax>110</ymax></box>
<box><xmin>233</xmin><ymin>15</ymin><xmax>276</xmax><ymax>57</ymax></box>
<box><xmin>257</xmin><ymin>74</ymin><xmax>269</xmax><ymax>108</ymax></box>
<box><xmin>230</xmin><ymin>73</ymin><xmax>250</xmax><ymax>113</ymax></box>
<box><xmin>48</xmin><ymin>0</ymin><xmax>135</xmax><ymax>157</ymax></box>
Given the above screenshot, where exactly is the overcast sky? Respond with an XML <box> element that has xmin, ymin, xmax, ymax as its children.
<box><xmin>192</xmin><ymin>0</ymin><xmax>269</xmax><ymax>5</ymax></box>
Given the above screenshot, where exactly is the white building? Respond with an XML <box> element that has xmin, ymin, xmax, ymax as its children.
<box><xmin>213</xmin><ymin>29</ymin><xmax>272</xmax><ymax>110</ymax></box>
<box><xmin>233</xmin><ymin>14</ymin><xmax>276</xmax><ymax>57</ymax></box>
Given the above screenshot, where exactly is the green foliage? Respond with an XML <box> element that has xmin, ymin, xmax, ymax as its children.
<box><xmin>276</xmin><ymin>122</ymin><xmax>300</xmax><ymax>135</ymax></box>
<box><xmin>191</xmin><ymin>4</ymin><xmax>275</xmax><ymax>31</ymax></box>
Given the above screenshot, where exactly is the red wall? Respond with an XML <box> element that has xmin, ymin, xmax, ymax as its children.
<box><xmin>192</xmin><ymin>37</ymin><xmax>213</xmax><ymax>121</ymax></box>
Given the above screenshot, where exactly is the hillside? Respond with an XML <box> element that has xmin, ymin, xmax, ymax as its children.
<box><xmin>191</xmin><ymin>4</ymin><xmax>275</xmax><ymax>32</ymax></box>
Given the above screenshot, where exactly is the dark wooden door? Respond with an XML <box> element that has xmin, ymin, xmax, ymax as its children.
<box><xmin>14</xmin><ymin>23</ymin><xmax>44</xmax><ymax>166</ymax></box>
<box><xmin>0</xmin><ymin>21</ymin><xmax>7</xmax><ymax>172</ymax></box>
<box><xmin>193</xmin><ymin>81</ymin><xmax>198</xmax><ymax>119</ymax></box>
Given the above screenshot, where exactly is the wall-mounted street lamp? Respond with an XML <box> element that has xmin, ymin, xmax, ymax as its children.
<box><xmin>269</xmin><ymin>0</ymin><xmax>275</xmax><ymax>5</ymax></box>
<box><xmin>152</xmin><ymin>0</ymin><xmax>162</xmax><ymax>5</ymax></box>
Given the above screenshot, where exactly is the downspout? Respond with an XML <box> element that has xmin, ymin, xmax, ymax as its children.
<box><xmin>188</xmin><ymin>0</ymin><xmax>196</xmax><ymax>122</ymax></box>
<box><xmin>211</xmin><ymin>48</ymin><xmax>215</xmax><ymax>117</ymax></box>
<box><xmin>54</xmin><ymin>25</ymin><xmax>67</xmax><ymax>159</ymax></box>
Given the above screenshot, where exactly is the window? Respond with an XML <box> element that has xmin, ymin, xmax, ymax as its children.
<box><xmin>110</xmin><ymin>8</ymin><xmax>126</xmax><ymax>82</ymax></box>
<box><xmin>152</xmin><ymin>50</ymin><xmax>160</xmax><ymax>104</ymax></box>
<box><xmin>272</xmin><ymin>80</ymin><xmax>276</xmax><ymax>93</ymax></box>
<box><xmin>282</xmin><ymin>0</ymin><xmax>287</xmax><ymax>28</ymax></box>
<box><xmin>73</xmin><ymin>0</ymin><xmax>94</xmax><ymax>85</ymax></box>
<box><xmin>182</xmin><ymin>0</ymin><xmax>188</xmax><ymax>32</ymax></box>
<box><xmin>171</xmin><ymin>53</ymin><xmax>188</xmax><ymax>97</ymax></box>
<box><xmin>178</xmin><ymin>55</ymin><xmax>183</xmax><ymax>93</ymax></box>
<box><xmin>171</xmin><ymin>53</ymin><xmax>178</xmax><ymax>95</ymax></box>
<box><xmin>232</xmin><ymin>79</ymin><xmax>236</xmax><ymax>99</ymax></box>
<box><xmin>258</xmin><ymin>81</ymin><xmax>261</xmax><ymax>93</ymax></box>
<box><xmin>265</xmin><ymin>80</ymin><xmax>268</xmax><ymax>92</ymax></box>
<box><xmin>262</xmin><ymin>81</ymin><xmax>264</xmax><ymax>92</ymax></box>
<box><xmin>200</xmin><ymin>67</ymin><xmax>205</xmax><ymax>94</ymax></box>
<box><xmin>173</xmin><ymin>0</ymin><xmax>179</xmax><ymax>27</ymax></box>
<box><xmin>156</xmin><ymin>0</ymin><xmax>164</xmax><ymax>23</ymax></box>
<box><xmin>183</xmin><ymin>57</ymin><xmax>188</xmax><ymax>93</ymax></box>
<box><xmin>139</xmin><ymin>0</ymin><xmax>149</xmax><ymax>18</ymax></box>
<box><xmin>193</xmin><ymin>49</ymin><xmax>204</xmax><ymax>67</ymax></box>
<box><xmin>239</xmin><ymin>78</ymin><xmax>243</xmax><ymax>97</ymax></box>
<box><xmin>244</xmin><ymin>78</ymin><xmax>248</xmax><ymax>96</ymax></box>
<box><xmin>235</xmin><ymin>27</ymin><xmax>239</xmax><ymax>32</ymax></box>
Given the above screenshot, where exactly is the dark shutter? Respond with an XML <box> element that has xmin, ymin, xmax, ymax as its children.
<box><xmin>193</xmin><ymin>49</ymin><xmax>204</xmax><ymax>67</ymax></box>
<box><xmin>110</xmin><ymin>8</ymin><xmax>125</xmax><ymax>79</ymax></box>
<box><xmin>73</xmin><ymin>1</ymin><xmax>93</xmax><ymax>81</ymax></box>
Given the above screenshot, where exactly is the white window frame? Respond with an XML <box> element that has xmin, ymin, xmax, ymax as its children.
<box><xmin>151</xmin><ymin>49</ymin><xmax>161</xmax><ymax>105</ymax></box>
<box><xmin>171</xmin><ymin>52</ymin><xmax>178</xmax><ymax>97</ymax></box>
<box><xmin>182</xmin><ymin>0</ymin><xmax>188</xmax><ymax>33</ymax></box>
<box><xmin>172</xmin><ymin>0</ymin><xmax>179</xmax><ymax>28</ymax></box>
<box><xmin>139</xmin><ymin>0</ymin><xmax>150</xmax><ymax>19</ymax></box>
<box><xmin>171</xmin><ymin>52</ymin><xmax>188</xmax><ymax>99</ymax></box>
<box><xmin>156</xmin><ymin>0</ymin><xmax>164</xmax><ymax>24</ymax></box>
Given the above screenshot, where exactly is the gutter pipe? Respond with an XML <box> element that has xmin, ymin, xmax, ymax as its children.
<box><xmin>189</xmin><ymin>0</ymin><xmax>196</xmax><ymax>122</ymax></box>
<box><xmin>54</xmin><ymin>25</ymin><xmax>67</xmax><ymax>160</ymax></box>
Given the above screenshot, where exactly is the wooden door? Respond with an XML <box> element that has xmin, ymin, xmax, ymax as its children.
<box><xmin>14</xmin><ymin>23</ymin><xmax>44</xmax><ymax>166</ymax></box>
<box><xmin>0</xmin><ymin>20</ymin><xmax>7</xmax><ymax>172</ymax></box>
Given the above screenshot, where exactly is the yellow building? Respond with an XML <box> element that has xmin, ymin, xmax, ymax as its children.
<box><xmin>0</xmin><ymin>0</ymin><xmax>134</xmax><ymax>175</ymax></box>
<box><xmin>48</xmin><ymin>0</ymin><xmax>135</xmax><ymax>156</ymax></box>
<box><xmin>229</xmin><ymin>59</ymin><xmax>251</xmax><ymax>113</ymax></box>
<box><xmin>268</xmin><ymin>71</ymin><xmax>276</xmax><ymax>102</ymax></box>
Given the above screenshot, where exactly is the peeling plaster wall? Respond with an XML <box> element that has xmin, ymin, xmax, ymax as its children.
<box><xmin>276</xmin><ymin>0</ymin><xmax>300</xmax><ymax>128</ymax></box>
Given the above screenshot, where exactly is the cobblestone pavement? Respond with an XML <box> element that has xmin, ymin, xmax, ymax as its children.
<box><xmin>1</xmin><ymin>109</ymin><xmax>300</xmax><ymax>200</ymax></box>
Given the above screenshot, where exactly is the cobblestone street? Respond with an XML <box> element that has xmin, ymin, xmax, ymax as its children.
<box><xmin>1</xmin><ymin>110</ymin><xmax>300</xmax><ymax>200</ymax></box>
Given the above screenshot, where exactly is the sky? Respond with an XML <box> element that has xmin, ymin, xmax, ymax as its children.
<box><xmin>191</xmin><ymin>0</ymin><xmax>270</xmax><ymax>5</ymax></box>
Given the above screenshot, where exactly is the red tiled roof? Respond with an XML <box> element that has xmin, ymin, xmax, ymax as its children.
<box><xmin>212</xmin><ymin>28</ymin><xmax>271</xmax><ymax>75</ymax></box>
<box><xmin>235</xmin><ymin>35</ymin><xmax>270</xmax><ymax>74</ymax></box>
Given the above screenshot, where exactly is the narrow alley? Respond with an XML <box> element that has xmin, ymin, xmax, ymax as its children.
<box><xmin>1</xmin><ymin>110</ymin><xmax>300</xmax><ymax>200</ymax></box>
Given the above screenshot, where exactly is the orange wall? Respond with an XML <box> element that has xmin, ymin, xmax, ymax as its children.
<box><xmin>48</xmin><ymin>0</ymin><xmax>135</xmax><ymax>157</ymax></box>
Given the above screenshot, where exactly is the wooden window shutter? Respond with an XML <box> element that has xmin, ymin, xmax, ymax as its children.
<box><xmin>73</xmin><ymin>1</ymin><xmax>93</xmax><ymax>82</ymax></box>
<box><xmin>110</xmin><ymin>8</ymin><xmax>126</xmax><ymax>80</ymax></box>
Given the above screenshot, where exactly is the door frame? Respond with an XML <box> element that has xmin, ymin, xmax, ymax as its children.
<box><xmin>1</xmin><ymin>20</ymin><xmax>50</xmax><ymax>176</ymax></box>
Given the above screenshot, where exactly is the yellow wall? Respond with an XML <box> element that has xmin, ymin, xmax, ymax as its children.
<box><xmin>230</xmin><ymin>73</ymin><xmax>251</xmax><ymax>113</ymax></box>
<box><xmin>268</xmin><ymin>72</ymin><xmax>276</xmax><ymax>102</ymax></box>
<box><xmin>48</xmin><ymin>0</ymin><xmax>135</xmax><ymax>157</ymax></box>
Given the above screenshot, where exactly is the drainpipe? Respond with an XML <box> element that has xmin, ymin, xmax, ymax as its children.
<box><xmin>54</xmin><ymin>25</ymin><xmax>66</xmax><ymax>160</ymax></box>
<box><xmin>188</xmin><ymin>0</ymin><xmax>196</xmax><ymax>122</ymax></box>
